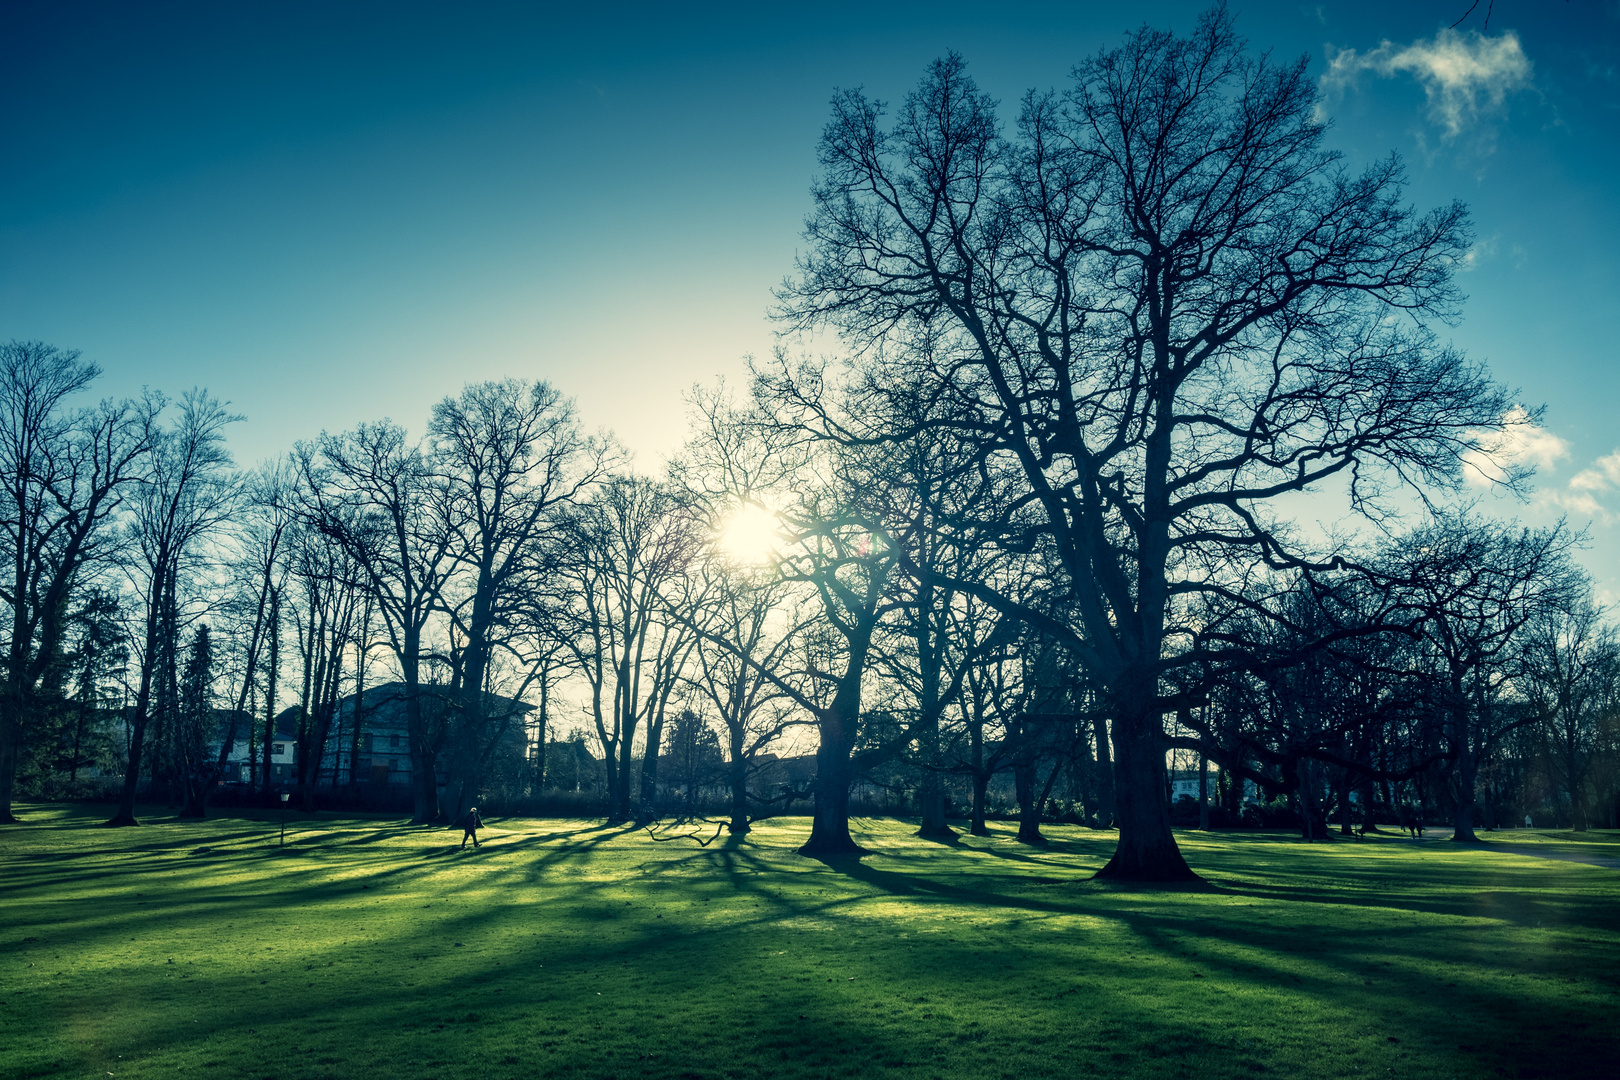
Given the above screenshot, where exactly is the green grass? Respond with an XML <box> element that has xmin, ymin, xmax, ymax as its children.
<box><xmin>3</xmin><ymin>806</ymin><xmax>1617</xmax><ymax>1080</ymax></box>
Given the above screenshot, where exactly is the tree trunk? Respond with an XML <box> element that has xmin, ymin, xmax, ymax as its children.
<box><xmin>1450</xmin><ymin>705</ymin><xmax>1480</xmax><ymax>842</ymax></box>
<box><xmin>1338</xmin><ymin>770</ymin><xmax>1355</xmax><ymax>837</ymax></box>
<box><xmin>1361</xmin><ymin>778</ymin><xmax>1382</xmax><ymax>833</ymax></box>
<box><xmin>1013</xmin><ymin>735</ymin><xmax>1044</xmax><ymax>845</ymax></box>
<box><xmin>1297</xmin><ymin>758</ymin><xmax>1316</xmax><ymax>842</ymax></box>
<box><xmin>0</xmin><ymin>702</ymin><xmax>21</xmax><ymax>824</ymax></box>
<box><xmin>533</xmin><ymin>672</ymin><xmax>548</xmax><ymax>793</ymax></box>
<box><xmin>1093</xmin><ymin>714</ymin><xmax>1116</xmax><ymax>829</ymax></box>
<box><xmin>611</xmin><ymin>716</ymin><xmax>637</xmax><ymax>824</ymax></box>
<box><xmin>107</xmin><ymin>568</ymin><xmax>170</xmax><ymax>828</ymax></box>
<box><xmin>261</xmin><ymin>591</ymin><xmax>280</xmax><ymax>800</ymax></box>
<box><xmin>348</xmin><ymin>684</ymin><xmax>366</xmax><ymax>791</ymax></box>
<box><xmin>298</xmin><ymin>705</ymin><xmax>334</xmax><ymax>814</ymax></box>
<box><xmin>1094</xmin><ymin>702</ymin><xmax>1197</xmax><ymax>882</ymax></box>
<box><xmin>1197</xmin><ymin>750</ymin><xmax>1210</xmax><ymax>831</ymax></box>
<box><xmin>799</xmin><ymin>694</ymin><xmax>863</xmax><ymax>855</ymax></box>
<box><xmin>968</xmin><ymin>707</ymin><xmax>990</xmax><ymax>836</ymax></box>
<box><xmin>801</xmin><ymin>742</ymin><xmax>861</xmax><ymax>855</ymax></box>
<box><xmin>915</xmin><ymin>712</ymin><xmax>952</xmax><ymax>839</ymax></box>
<box><xmin>969</xmin><ymin>770</ymin><xmax>990</xmax><ymax>837</ymax></box>
<box><xmin>638</xmin><ymin>707</ymin><xmax>667</xmax><ymax>824</ymax></box>
<box><xmin>727</xmin><ymin>752</ymin><xmax>750</xmax><ymax>836</ymax></box>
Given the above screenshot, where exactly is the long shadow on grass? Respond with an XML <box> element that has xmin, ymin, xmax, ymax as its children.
<box><xmin>12</xmin><ymin>816</ymin><xmax>1620</xmax><ymax>1080</ymax></box>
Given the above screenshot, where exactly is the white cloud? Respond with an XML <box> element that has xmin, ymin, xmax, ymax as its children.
<box><xmin>1321</xmin><ymin>28</ymin><xmax>1532</xmax><ymax>139</ymax></box>
<box><xmin>1539</xmin><ymin>450</ymin><xmax>1620</xmax><ymax>524</ymax></box>
<box><xmin>1462</xmin><ymin>407</ymin><xmax>1569</xmax><ymax>487</ymax></box>
<box><xmin>1569</xmin><ymin>450</ymin><xmax>1620</xmax><ymax>492</ymax></box>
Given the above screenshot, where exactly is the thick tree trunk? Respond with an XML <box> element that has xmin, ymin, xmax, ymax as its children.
<box><xmin>799</xmin><ymin>703</ymin><xmax>863</xmax><ymax>856</ymax></box>
<box><xmin>106</xmin><ymin>711</ymin><xmax>149</xmax><ymax>827</ymax></box>
<box><xmin>801</xmin><ymin>748</ymin><xmax>861</xmax><ymax>855</ymax></box>
<box><xmin>1013</xmin><ymin>751</ymin><xmax>1044</xmax><ymax>845</ymax></box>
<box><xmin>1094</xmin><ymin>715</ymin><xmax>1116</xmax><ymax>829</ymax></box>
<box><xmin>0</xmin><ymin>703</ymin><xmax>21</xmax><ymax>824</ymax></box>
<box><xmin>1565</xmin><ymin>748</ymin><xmax>1588</xmax><ymax>831</ymax></box>
<box><xmin>1094</xmin><ymin>704</ymin><xmax>1197</xmax><ymax>882</ymax></box>
<box><xmin>727</xmin><ymin>755</ymin><xmax>750</xmax><ymax>836</ymax></box>
<box><xmin>969</xmin><ymin>770</ymin><xmax>990</xmax><ymax>837</ymax></box>
<box><xmin>1297</xmin><ymin>758</ymin><xmax>1317</xmax><ymax>842</ymax></box>
<box><xmin>915</xmin><ymin>716</ymin><xmax>952</xmax><ymax>839</ymax></box>
<box><xmin>1361</xmin><ymin>778</ymin><xmax>1383</xmax><ymax>833</ymax></box>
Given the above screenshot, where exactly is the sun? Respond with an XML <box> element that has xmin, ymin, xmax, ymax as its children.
<box><xmin>717</xmin><ymin>502</ymin><xmax>782</xmax><ymax>565</ymax></box>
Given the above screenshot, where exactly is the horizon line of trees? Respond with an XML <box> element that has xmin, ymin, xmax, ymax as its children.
<box><xmin>5</xmin><ymin>9</ymin><xmax>1617</xmax><ymax>881</ymax></box>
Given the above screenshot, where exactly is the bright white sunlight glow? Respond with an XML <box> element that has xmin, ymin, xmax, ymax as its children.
<box><xmin>717</xmin><ymin>501</ymin><xmax>782</xmax><ymax>565</ymax></box>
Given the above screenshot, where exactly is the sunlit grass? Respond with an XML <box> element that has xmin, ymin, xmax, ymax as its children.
<box><xmin>2</xmin><ymin>806</ymin><xmax>1617</xmax><ymax>1079</ymax></box>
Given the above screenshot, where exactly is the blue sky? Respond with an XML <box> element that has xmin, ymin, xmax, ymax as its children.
<box><xmin>4</xmin><ymin>1</ymin><xmax>1618</xmax><ymax>589</ymax></box>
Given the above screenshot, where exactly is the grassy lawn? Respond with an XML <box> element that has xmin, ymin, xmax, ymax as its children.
<box><xmin>3</xmin><ymin>806</ymin><xmax>1617</xmax><ymax>1080</ymax></box>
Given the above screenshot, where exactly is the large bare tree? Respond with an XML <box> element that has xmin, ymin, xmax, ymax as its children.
<box><xmin>302</xmin><ymin>422</ymin><xmax>457</xmax><ymax>823</ymax></box>
<box><xmin>0</xmin><ymin>342</ymin><xmax>157</xmax><ymax>822</ymax></box>
<box><xmin>776</xmin><ymin>11</ymin><xmax>1513</xmax><ymax>878</ymax></box>
<box><xmin>431</xmin><ymin>379</ymin><xmax>611</xmax><ymax>824</ymax></box>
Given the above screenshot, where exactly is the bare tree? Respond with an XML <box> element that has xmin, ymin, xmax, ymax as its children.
<box><xmin>688</xmin><ymin>386</ymin><xmax>902</xmax><ymax>855</ymax></box>
<box><xmin>1527</xmin><ymin>600</ymin><xmax>1617</xmax><ymax>832</ymax></box>
<box><xmin>107</xmin><ymin>390</ymin><xmax>240</xmax><ymax>827</ymax></box>
<box><xmin>179</xmin><ymin>461</ymin><xmax>293</xmax><ymax>817</ymax></box>
<box><xmin>776</xmin><ymin>12</ymin><xmax>1514</xmax><ymax>878</ymax></box>
<box><xmin>285</xmin><ymin>521</ymin><xmax>365</xmax><ymax>811</ymax></box>
<box><xmin>550</xmin><ymin>475</ymin><xmax>701</xmax><ymax>824</ymax></box>
<box><xmin>303</xmin><ymin>422</ymin><xmax>457</xmax><ymax>824</ymax></box>
<box><xmin>1378</xmin><ymin>514</ymin><xmax>1581</xmax><ymax>841</ymax></box>
<box><xmin>682</xmin><ymin>560</ymin><xmax>804</xmax><ymax>835</ymax></box>
<box><xmin>431</xmin><ymin>379</ymin><xmax>612</xmax><ymax>824</ymax></box>
<box><xmin>0</xmin><ymin>341</ymin><xmax>157</xmax><ymax>821</ymax></box>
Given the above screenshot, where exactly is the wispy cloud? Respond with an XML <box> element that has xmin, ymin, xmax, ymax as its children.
<box><xmin>1320</xmin><ymin>28</ymin><xmax>1532</xmax><ymax>140</ymax></box>
<box><xmin>1569</xmin><ymin>451</ymin><xmax>1620</xmax><ymax>493</ymax></box>
<box><xmin>1458</xmin><ymin>235</ymin><xmax>1497</xmax><ymax>272</ymax></box>
<box><xmin>1463</xmin><ymin>406</ymin><xmax>1568</xmax><ymax>487</ymax></box>
<box><xmin>1540</xmin><ymin>450</ymin><xmax>1620</xmax><ymax>523</ymax></box>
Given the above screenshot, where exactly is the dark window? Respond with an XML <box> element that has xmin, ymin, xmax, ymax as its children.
<box><xmin>363</xmin><ymin>733</ymin><xmax>374</xmax><ymax>753</ymax></box>
<box><xmin>389</xmin><ymin>734</ymin><xmax>400</xmax><ymax>749</ymax></box>
<box><xmin>272</xmin><ymin>743</ymin><xmax>285</xmax><ymax>755</ymax></box>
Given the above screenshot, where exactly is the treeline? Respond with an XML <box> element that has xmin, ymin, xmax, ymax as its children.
<box><xmin>4</xmin><ymin>10</ymin><xmax>1616</xmax><ymax>879</ymax></box>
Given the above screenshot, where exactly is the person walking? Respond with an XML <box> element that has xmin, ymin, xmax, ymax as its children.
<box><xmin>460</xmin><ymin>806</ymin><xmax>484</xmax><ymax>849</ymax></box>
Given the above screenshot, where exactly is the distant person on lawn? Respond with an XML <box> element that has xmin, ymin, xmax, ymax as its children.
<box><xmin>460</xmin><ymin>807</ymin><xmax>484</xmax><ymax>849</ymax></box>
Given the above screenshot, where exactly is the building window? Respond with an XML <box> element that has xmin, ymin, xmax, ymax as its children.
<box><xmin>363</xmin><ymin>733</ymin><xmax>374</xmax><ymax>752</ymax></box>
<box><xmin>389</xmin><ymin>734</ymin><xmax>400</xmax><ymax>749</ymax></box>
<box><xmin>272</xmin><ymin>743</ymin><xmax>285</xmax><ymax>756</ymax></box>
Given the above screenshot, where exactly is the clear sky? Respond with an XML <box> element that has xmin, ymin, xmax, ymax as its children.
<box><xmin>4</xmin><ymin>1</ymin><xmax>1617</xmax><ymax>591</ymax></box>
